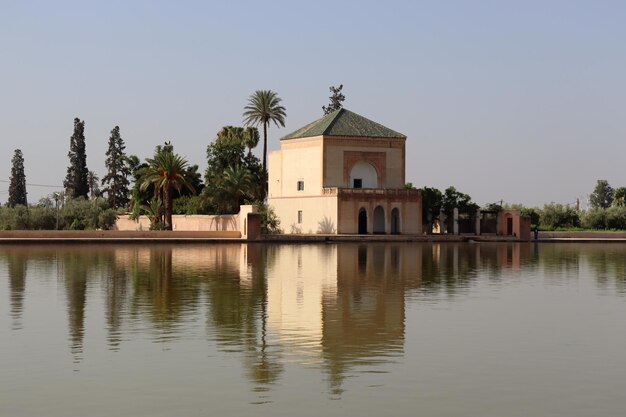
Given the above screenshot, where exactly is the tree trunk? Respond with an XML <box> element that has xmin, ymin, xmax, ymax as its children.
<box><xmin>262</xmin><ymin>122</ymin><xmax>268</xmax><ymax>201</ymax></box>
<box><xmin>164</xmin><ymin>187</ymin><xmax>173</xmax><ymax>230</ymax></box>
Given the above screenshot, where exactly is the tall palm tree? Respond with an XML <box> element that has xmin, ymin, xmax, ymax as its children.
<box><xmin>242</xmin><ymin>90</ymin><xmax>286</xmax><ymax>199</ymax></box>
<box><xmin>139</xmin><ymin>148</ymin><xmax>195</xmax><ymax>230</ymax></box>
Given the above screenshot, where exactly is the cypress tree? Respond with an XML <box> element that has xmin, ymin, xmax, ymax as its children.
<box><xmin>8</xmin><ymin>149</ymin><xmax>27</xmax><ymax>207</ymax></box>
<box><xmin>101</xmin><ymin>126</ymin><xmax>130</xmax><ymax>208</ymax></box>
<box><xmin>63</xmin><ymin>118</ymin><xmax>89</xmax><ymax>198</ymax></box>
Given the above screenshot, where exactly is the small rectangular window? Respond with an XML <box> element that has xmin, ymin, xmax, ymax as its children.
<box><xmin>297</xmin><ymin>180</ymin><xmax>304</xmax><ymax>191</ymax></box>
<box><xmin>297</xmin><ymin>210</ymin><xmax>303</xmax><ymax>224</ymax></box>
<box><xmin>353</xmin><ymin>178</ymin><xmax>362</xmax><ymax>188</ymax></box>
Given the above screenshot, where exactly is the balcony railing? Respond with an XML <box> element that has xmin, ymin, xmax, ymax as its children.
<box><xmin>322</xmin><ymin>187</ymin><xmax>420</xmax><ymax>197</ymax></box>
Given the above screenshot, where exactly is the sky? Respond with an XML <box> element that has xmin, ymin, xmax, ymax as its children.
<box><xmin>1</xmin><ymin>0</ymin><xmax>625</xmax><ymax>208</ymax></box>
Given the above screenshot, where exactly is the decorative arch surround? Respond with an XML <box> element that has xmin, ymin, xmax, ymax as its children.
<box><xmin>343</xmin><ymin>151</ymin><xmax>386</xmax><ymax>188</ymax></box>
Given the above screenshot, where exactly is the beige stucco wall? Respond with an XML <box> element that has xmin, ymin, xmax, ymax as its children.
<box><xmin>269</xmin><ymin>136</ymin><xmax>324</xmax><ymax>198</ymax></box>
<box><xmin>268</xmin><ymin>195</ymin><xmax>338</xmax><ymax>234</ymax></box>
<box><xmin>115</xmin><ymin>214</ymin><xmax>239</xmax><ymax>231</ymax></box>
<box><xmin>114</xmin><ymin>205</ymin><xmax>258</xmax><ymax>238</ymax></box>
<box><xmin>266</xmin><ymin>245</ymin><xmax>337</xmax><ymax>347</ymax></box>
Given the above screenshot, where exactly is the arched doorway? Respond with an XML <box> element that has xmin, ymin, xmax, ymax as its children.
<box><xmin>391</xmin><ymin>207</ymin><xmax>400</xmax><ymax>234</ymax></box>
<box><xmin>358</xmin><ymin>208</ymin><xmax>368</xmax><ymax>234</ymax></box>
<box><xmin>373</xmin><ymin>206</ymin><xmax>385</xmax><ymax>234</ymax></box>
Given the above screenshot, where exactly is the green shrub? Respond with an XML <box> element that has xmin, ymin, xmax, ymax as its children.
<box><xmin>539</xmin><ymin>203</ymin><xmax>580</xmax><ymax>229</ymax></box>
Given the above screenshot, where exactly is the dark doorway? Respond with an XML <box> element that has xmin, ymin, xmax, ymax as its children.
<box><xmin>358</xmin><ymin>208</ymin><xmax>368</xmax><ymax>234</ymax></box>
<box><xmin>373</xmin><ymin>206</ymin><xmax>385</xmax><ymax>234</ymax></box>
<box><xmin>353</xmin><ymin>178</ymin><xmax>362</xmax><ymax>188</ymax></box>
<box><xmin>507</xmin><ymin>217</ymin><xmax>513</xmax><ymax>235</ymax></box>
<box><xmin>391</xmin><ymin>208</ymin><xmax>400</xmax><ymax>234</ymax></box>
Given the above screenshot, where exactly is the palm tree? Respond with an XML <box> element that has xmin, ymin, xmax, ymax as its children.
<box><xmin>242</xmin><ymin>90</ymin><xmax>286</xmax><ymax>199</ymax></box>
<box><xmin>222</xmin><ymin>165</ymin><xmax>253</xmax><ymax>213</ymax></box>
<box><xmin>139</xmin><ymin>148</ymin><xmax>195</xmax><ymax>230</ymax></box>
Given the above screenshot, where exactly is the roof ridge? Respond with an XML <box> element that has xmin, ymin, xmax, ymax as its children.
<box><xmin>322</xmin><ymin>108</ymin><xmax>345</xmax><ymax>135</ymax></box>
<box><xmin>281</xmin><ymin>108</ymin><xmax>405</xmax><ymax>140</ymax></box>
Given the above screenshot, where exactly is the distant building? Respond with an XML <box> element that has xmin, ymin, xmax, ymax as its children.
<box><xmin>268</xmin><ymin>109</ymin><xmax>422</xmax><ymax>234</ymax></box>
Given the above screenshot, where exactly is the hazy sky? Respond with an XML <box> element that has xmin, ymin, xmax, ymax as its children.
<box><xmin>1</xmin><ymin>0</ymin><xmax>625</xmax><ymax>207</ymax></box>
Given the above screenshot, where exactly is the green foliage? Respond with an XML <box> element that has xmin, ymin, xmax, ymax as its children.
<box><xmin>101</xmin><ymin>126</ymin><xmax>131</xmax><ymax>209</ymax></box>
<box><xmin>614</xmin><ymin>187</ymin><xmax>626</xmax><ymax>207</ymax></box>
<box><xmin>420</xmin><ymin>186</ymin><xmax>443</xmax><ymax>226</ymax></box>
<box><xmin>442</xmin><ymin>186</ymin><xmax>478</xmax><ymax>214</ymax></box>
<box><xmin>404</xmin><ymin>182</ymin><xmax>414</xmax><ymax>189</ymax></box>
<box><xmin>0</xmin><ymin>197</ymin><xmax>116</xmax><ymax>230</ymax></box>
<box><xmin>539</xmin><ymin>203</ymin><xmax>580</xmax><ymax>229</ymax></box>
<box><xmin>64</xmin><ymin>118</ymin><xmax>90</xmax><ymax>199</ymax></box>
<box><xmin>60</xmin><ymin>197</ymin><xmax>118</xmax><ymax>230</ymax></box>
<box><xmin>322</xmin><ymin>84</ymin><xmax>345</xmax><ymax>115</ymax></box>
<box><xmin>8</xmin><ymin>149</ymin><xmax>27</xmax><ymax>207</ymax></box>
<box><xmin>589</xmin><ymin>179</ymin><xmax>614</xmax><ymax>209</ymax></box>
<box><xmin>87</xmin><ymin>171</ymin><xmax>100</xmax><ymax>198</ymax></box>
<box><xmin>149</xmin><ymin>221</ymin><xmax>167</xmax><ymax>231</ymax></box>
<box><xmin>203</xmin><ymin>126</ymin><xmax>263</xmax><ymax>214</ymax></box>
<box><xmin>257</xmin><ymin>202</ymin><xmax>282</xmax><ymax>234</ymax></box>
<box><xmin>137</xmin><ymin>143</ymin><xmax>196</xmax><ymax>230</ymax></box>
<box><xmin>581</xmin><ymin>206</ymin><xmax>626</xmax><ymax>230</ymax></box>
<box><xmin>172</xmin><ymin>195</ymin><xmax>205</xmax><ymax>215</ymax></box>
<box><xmin>520</xmin><ymin>207</ymin><xmax>540</xmax><ymax>227</ymax></box>
<box><xmin>69</xmin><ymin>218</ymin><xmax>83</xmax><ymax>230</ymax></box>
<box><xmin>484</xmin><ymin>202</ymin><xmax>503</xmax><ymax>212</ymax></box>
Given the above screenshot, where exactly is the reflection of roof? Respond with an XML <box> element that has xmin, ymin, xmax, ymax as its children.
<box><xmin>281</xmin><ymin>108</ymin><xmax>406</xmax><ymax>140</ymax></box>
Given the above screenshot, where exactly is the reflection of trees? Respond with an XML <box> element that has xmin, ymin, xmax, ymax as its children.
<box><xmin>206</xmin><ymin>244</ymin><xmax>283</xmax><ymax>387</ymax></box>
<box><xmin>538</xmin><ymin>244</ymin><xmax>581</xmax><ymax>280</ymax></box>
<box><xmin>6</xmin><ymin>250</ymin><xmax>28</xmax><ymax>329</ymax></box>
<box><xmin>581</xmin><ymin>245</ymin><xmax>626</xmax><ymax>294</ymax></box>
<box><xmin>419</xmin><ymin>243</ymin><xmax>534</xmax><ymax>295</ymax></box>
<box><xmin>130</xmin><ymin>246</ymin><xmax>202</xmax><ymax>339</ymax></box>
<box><xmin>60</xmin><ymin>250</ymin><xmax>93</xmax><ymax>362</ymax></box>
<box><xmin>105</xmin><ymin>260</ymin><xmax>130</xmax><ymax>350</ymax></box>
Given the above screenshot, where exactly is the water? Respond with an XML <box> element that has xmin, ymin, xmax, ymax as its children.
<box><xmin>1</xmin><ymin>242</ymin><xmax>626</xmax><ymax>417</ymax></box>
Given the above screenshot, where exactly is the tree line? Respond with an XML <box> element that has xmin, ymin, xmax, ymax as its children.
<box><xmin>3</xmin><ymin>89</ymin><xmax>288</xmax><ymax>231</ymax></box>
<box><xmin>417</xmin><ymin>179</ymin><xmax>626</xmax><ymax>232</ymax></box>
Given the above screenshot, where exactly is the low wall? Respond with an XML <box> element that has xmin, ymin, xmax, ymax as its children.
<box><xmin>539</xmin><ymin>231</ymin><xmax>626</xmax><ymax>239</ymax></box>
<box><xmin>113</xmin><ymin>205</ymin><xmax>259</xmax><ymax>239</ymax></box>
<box><xmin>0</xmin><ymin>230</ymin><xmax>241</xmax><ymax>241</ymax></box>
<box><xmin>114</xmin><ymin>214</ymin><xmax>240</xmax><ymax>232</ymax></box>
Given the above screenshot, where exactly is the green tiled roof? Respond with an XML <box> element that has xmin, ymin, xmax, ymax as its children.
<box><xmin>281</xmin><ymin>108</ymin><xmax>406</xmax><ymax>140</ymax></box>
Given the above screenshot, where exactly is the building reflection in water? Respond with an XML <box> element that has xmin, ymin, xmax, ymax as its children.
<box><xmin>12</xmin><ymin>241</ymin><xmax>621</xmax><ymax>395</ymax></box>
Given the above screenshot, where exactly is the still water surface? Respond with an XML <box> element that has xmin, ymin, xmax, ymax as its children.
<box><xmin>1</xmin><ymin>243</ymin><xmax>626</xmax><ymax>416</ymax></box>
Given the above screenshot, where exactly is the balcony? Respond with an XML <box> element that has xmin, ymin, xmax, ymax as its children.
<box><xmin>322</xmin><ymin>187</ymin><xmax>420</xmax><ymax>197</ymax></box>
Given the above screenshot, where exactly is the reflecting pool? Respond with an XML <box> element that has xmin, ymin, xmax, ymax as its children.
<box><xmin>2</xmin><ymin>243</ymin><xmax>626</xmax><ymax>416</ymax></box>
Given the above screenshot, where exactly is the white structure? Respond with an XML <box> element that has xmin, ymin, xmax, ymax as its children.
<box><xmin>268</xmin><ymin>109</ymin><xmax>421</xmax><ymax>234</ymax></box>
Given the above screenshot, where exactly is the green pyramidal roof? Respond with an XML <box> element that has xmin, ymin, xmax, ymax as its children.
<box><xmin>281</xmin><ymin>108</ymin><xmax>406</xmax><ymax>140</ymax></box>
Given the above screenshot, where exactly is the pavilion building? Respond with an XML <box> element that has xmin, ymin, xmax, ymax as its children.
<box><xmin>268</xmin><ymin>108</ymin><xmax>421</xmax><ymax>234</ymax></box>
